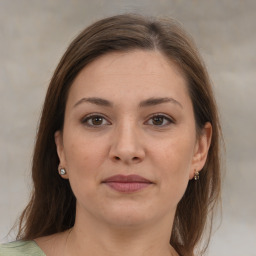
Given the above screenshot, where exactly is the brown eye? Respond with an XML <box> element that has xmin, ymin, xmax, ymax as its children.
<box><xmin>91</xmin><ymin>116</ymin><xmax>103</xmax><ymax>125</ymax></box>
<box><xmin>82</xmin><ymin>115</ymin><xmax>110</xmax><ymax>127</ymax></box>
<box><xmin>146</xmin><ymin>114</ymin><xmax>173</xmax><ymax>126</ymax></box>
<box><xmin>152</xmin><ymin>116</ymin><xmax>164</xmax><ymax>125</ymax></box>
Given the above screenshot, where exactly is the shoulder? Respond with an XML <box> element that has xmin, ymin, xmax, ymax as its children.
<box><xmin>0</xmin><ymin>240</ymin><xmax>46</xmax><ymax>256</ymax></box>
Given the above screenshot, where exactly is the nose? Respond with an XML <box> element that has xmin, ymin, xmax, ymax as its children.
<box><xmin>109</xmin><ymin>122</ymin><xmax>145</xmax><ymax>165</ymax></box>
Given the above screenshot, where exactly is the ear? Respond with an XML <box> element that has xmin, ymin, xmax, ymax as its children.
<box><xmin>55</xmin><ymin>130</ymin><xmax>69</xmax><ymax>179</ymax></box>
<box><xmin>189</xmin><ymin>122</ymin><xmax>212</xmax><ymax>180</ymax></box>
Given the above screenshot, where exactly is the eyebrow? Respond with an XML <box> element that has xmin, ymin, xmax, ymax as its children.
<box><xmin>139</xmin><ymin>97</ymin><xmax>183</xmax><ymax>108</ymax></box>
<box><xmin>73</xmin><ymin>97</ymin><xmax>113</xmax><ymax>108</ymax></box>
<box><xmin>73</xmin><ymin>97</ymin><xmax>183</xmax><ymax>109</ymax></box>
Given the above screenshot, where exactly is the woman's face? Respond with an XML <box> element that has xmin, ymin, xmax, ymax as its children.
<box><xmin>55</xmin><ymin>50</ymin><xmax>211</xmax><ymax>228</ymax></box>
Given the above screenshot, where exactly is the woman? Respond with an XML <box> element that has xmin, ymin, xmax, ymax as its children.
<box><xmin>0</xmin><ymin>14</ymin><xmax>221</xmax><ymax>256</ymax></box>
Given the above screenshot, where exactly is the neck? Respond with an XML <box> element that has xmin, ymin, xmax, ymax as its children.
<box><xmin>66</xmin><ymin>210</ymin><xmax>176</xmax><ymax>256</ymax></box>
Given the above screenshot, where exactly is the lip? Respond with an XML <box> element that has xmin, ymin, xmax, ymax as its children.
<box><xmin>102</xmin><ymin>174</ymin><xmax>153</xmax><ymax>193</ymax></box>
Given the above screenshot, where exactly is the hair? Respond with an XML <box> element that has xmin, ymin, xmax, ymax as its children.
<box><xmin>16</xmin><ymin>14</ymin><xmax>222</xmax><ymax>256</ymax></box>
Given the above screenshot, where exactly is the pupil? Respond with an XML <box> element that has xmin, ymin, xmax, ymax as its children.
<box><xmin>153</xmin><ymin>116</ymin><xmax>163</xmax><ymax>125</ymax></box>
<box><xmin>92</xmin><ymin>117</ymin><xmax>102</xmax><ymax>125</ymax></box>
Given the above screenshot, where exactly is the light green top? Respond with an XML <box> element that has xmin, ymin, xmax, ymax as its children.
<box><xmin>0</xmin><ymin>240</ymin><xmax>46</xmax><ymax>256</ymax></box>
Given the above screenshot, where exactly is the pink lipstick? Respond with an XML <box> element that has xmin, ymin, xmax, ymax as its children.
<box><xmin>102</xmin><ymin>174</ymin><xmax>153</xmax><ymax>193</ymax></box>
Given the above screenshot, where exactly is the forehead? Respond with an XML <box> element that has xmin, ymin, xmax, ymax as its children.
<box><xmin>67</xmin><ymin>50</ymin><xmax>190</xmax><ymax>107</ymax></box>
<box><xmin>76</xmin><ymin>50</ymin><xmax>185</xmax><ymax>82</ymax></box>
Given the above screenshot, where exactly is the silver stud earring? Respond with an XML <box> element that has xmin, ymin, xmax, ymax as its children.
<box><xmin>59</xmin><ymin>168</ymin><xmax>66</xmax><ymax>175</ymax></box>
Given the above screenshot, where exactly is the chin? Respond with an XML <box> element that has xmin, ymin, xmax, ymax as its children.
<box><xmin>106</xmin><ymin>213</ymin><xmax>151</xmax><ymax>229</ymax></box>
<box><xmin>99</xmin><ymin>202</ymin><xmax>161</xmax><ymax>229</ymax></box>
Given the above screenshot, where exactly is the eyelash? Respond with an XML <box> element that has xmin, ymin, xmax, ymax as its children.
<box><xmin>81</xmin><ymin>114</ymin><xmax>111</xmax><ymax>128</ymax></box>
<box><xmin>146</xmin><ymin>114</ymin><xmax>175</xmax><ymax>127</ymax></box>
<box><xmin>81</xmin><ymin>113</ymin><xmax>175</xmax><ymax>128</ymax></box>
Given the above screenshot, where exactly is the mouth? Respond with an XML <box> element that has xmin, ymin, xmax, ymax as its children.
<box><xmin>102</xmin><ymin>174</ymin><xmax>153</xmax><ymax>193</ymax></box>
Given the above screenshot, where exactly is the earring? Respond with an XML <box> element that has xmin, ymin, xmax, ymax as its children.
<box><xmin>59</xmin><ymin>167</ymin><xmax>66</xmax><ymax>175</ymax></box>
<box><xmin>194</xmin><ymin>170</ymin><xmax>200</xmax><ymax>180</ymax></box>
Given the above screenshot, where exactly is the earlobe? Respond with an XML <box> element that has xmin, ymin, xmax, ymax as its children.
<box><xmin>55</xmin><ymin>130</ymin><xmax>69</xmax><ymax>179</ymax></box>
<box><xmin>190</xmin><ymin>122</ymin><xmax>212</xmax><ymax>179</ymax></box>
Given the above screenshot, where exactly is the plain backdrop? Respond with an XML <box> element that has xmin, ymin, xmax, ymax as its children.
<box><xmin>0</xmin><ymin>1</ymin><xmax>256</xmax><ymax>255</ymax></box>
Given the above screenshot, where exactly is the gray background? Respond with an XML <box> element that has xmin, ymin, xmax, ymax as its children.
<box><xmin>0</xmin><ymin>1</ymin><xmax>255</xmax><ymax>255</ymax></box>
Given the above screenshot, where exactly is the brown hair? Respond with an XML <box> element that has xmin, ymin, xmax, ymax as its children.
<box><xmin>16</xmin><ymin>14</ymin><xmax>221</xmax><ymax>256</ymax></box>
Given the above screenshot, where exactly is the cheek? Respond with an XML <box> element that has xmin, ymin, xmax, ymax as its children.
<box><xmin>64</xmin><ymin>132</ymin><xmax>106</xmax><ymax>169</ymax></box>
<box><xmin>63</xmin><ymin>134</ymin><xmax>108</xmax><ymax>192</ymax></box>
<box><xmin>152</xmin><ymin>135</ymin><xmax>195</xmax><ymax>202</ymax></box>
<box><xmin>156</xmin><ymin>135</ymin><xmax>194</xmax><ymax>173</ymax></box>
<box><xmin>63</xmin><ymin>141</ymin><xmax>104</xmax><ymax>204</ymax></box>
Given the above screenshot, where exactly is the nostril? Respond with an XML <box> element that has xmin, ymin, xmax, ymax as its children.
<box><xmin>113</xmin><ymin>156</ymin><xmax>140</xmax><ymax>161</ymax></box>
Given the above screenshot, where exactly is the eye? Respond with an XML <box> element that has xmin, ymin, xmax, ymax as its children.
<box><xmin>146</xmin><ymin>114</ymin><xmax>174</xmax><ymax>126</ymax></box>
<box><xmin>81</xmin><ymin>114</ymin><xmax>111</xmax><ymax>127</ymax></box>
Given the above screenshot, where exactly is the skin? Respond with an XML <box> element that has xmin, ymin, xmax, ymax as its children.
<box><xmin>35</xmin><ymin>50</ymin><xmax>212</xmax><ymax>256</ymax></box>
